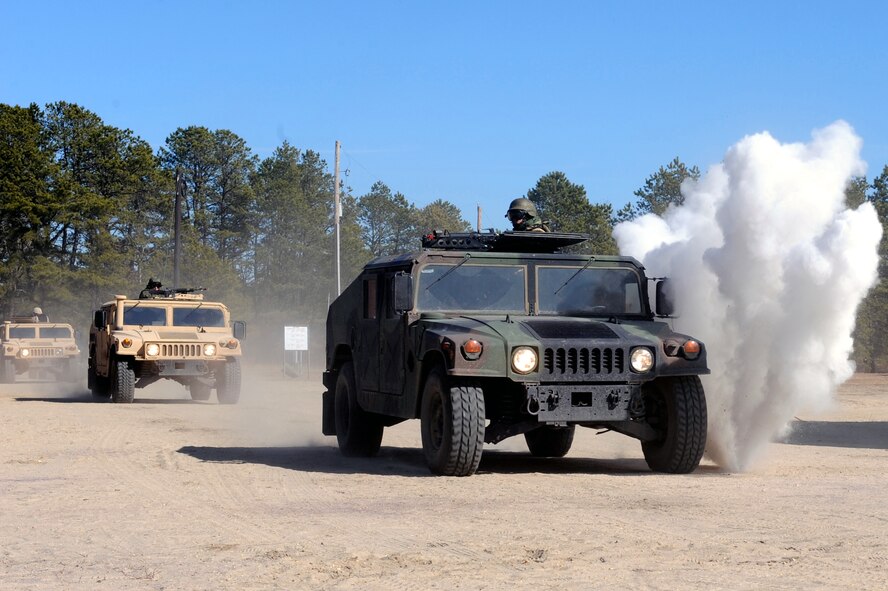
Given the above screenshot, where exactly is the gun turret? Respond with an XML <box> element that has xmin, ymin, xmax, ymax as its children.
<box><xmin>139</xmin><ymin>286</ymin><xmax>207</xmax><ymax>300</ymax></box>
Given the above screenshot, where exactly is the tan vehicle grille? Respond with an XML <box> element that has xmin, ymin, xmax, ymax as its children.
<box><xmin>159</xmin><ymin>343</ymin><xmax>202</xmax><ymax>358</ymax></box>
<box><xmin>27</xmin><ymin>347</ymin><xmax>64</xmax><ymax>358</ymax></box>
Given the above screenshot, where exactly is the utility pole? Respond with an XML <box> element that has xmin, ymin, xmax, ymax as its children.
<box><xmin>477</xmin><ymin>204</ymin><xmax>482</xmax><ymax>232</ymax></box>
<box><xmin>173</xmin><ymin>168</ymin><xmax>185</xmax><ymax>289</ymax></box>
<box><xmin>334</xmin><ymin>141</ymin><xmax>341</xmax><ymax>296</ymax></box>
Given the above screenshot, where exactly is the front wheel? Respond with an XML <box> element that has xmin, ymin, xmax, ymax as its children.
<box><xmin>420</xmin><ymin>367</ymin><xmax>485</xmax><ymax>476</ymax></box>
<box><xmin>641</xmin><ymin>376</ymin><xmax>707</xmax><ymax>474</ymax></box>
<box><xmin>215</xmin><ymin>359</ymin><xmax>241</xmax><ymax>404</ymax></box>
<box><xmin>110</xmin><ymin>358</ymin><xmax>135</xmax><ymax>403</ymax></box>
<box><xmin>1</xmin><ymin>359</ymin><xmax>16</xmax><ymax>384</ymax></box>
<box><xmin>525</xmin><ymin>425</ymin><xmax>575</xmax><ymax>458</ymax></box>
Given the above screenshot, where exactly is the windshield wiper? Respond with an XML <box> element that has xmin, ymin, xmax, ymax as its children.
<box><xmin>425</xmin><ymin>253</ymin><xmax>471</xmax><ymax>291</ymax></box>
<box><xmin>553</xmin><ymin>256</ymin><xmax>596</xmax><ymax>295</ymax></box>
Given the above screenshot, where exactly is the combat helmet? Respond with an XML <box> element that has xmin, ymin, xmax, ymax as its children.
<box><xmin>506</xmin><ymin>197</ymin><xmax>539</xmax><ymax>222</ymax></box>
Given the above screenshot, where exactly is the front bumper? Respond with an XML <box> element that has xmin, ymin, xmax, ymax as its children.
<box><xmin>8</xmin><ymin>357</ymin><xmax>76</xmax><ymax>370</ymax></box>
<box><xmin>527</xmin><ymin>383</ymin><xmax>640</xmax><ymax>423</ymax></box>
<box><xmin>142</xmin><ymin>359</ymin><xmax>213</xmax><ymax>377</ymax></box>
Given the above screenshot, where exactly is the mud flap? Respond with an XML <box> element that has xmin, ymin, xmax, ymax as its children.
<box><xmin>322</xmin><ymin>390</ymin><xmax>336</xmax><ymax>436</ymax></box>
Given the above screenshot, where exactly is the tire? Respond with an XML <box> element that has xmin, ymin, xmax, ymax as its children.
<box><xmin>641</xmin><ymin>376</ymin><xmax>707</xmax><ymax>474</ymax></box>
<box><xmin>1</xmin><ymin>359</ymin><xmax>15</xmax><ymax>384</ymax></box>
<box><xmin>216</xmin><ymin>359</ymin><xmax>241</xmax><ymax>404</ymax></box>
<box><xmin>524</xmin><ymin>425</ymin><xmax>575</xmax><ymax>458</ymax></box>
<box><xmin>189</xmin><ymin>381</ymin><xmax>212</xmax><ymax>401</ymax></box>
<box><xmin>110</xmin><ymin>358</ymin><xmax>135</xmax><ymax>403</ymax></box>
<box><xmin>334</xmin><ymin>361</ymin><xmax>383</xmax><ymax>456</ymax></box>
<box><xmin>420</xmin><ymin>367</ymin><xmax>485</xmax><ymax>476</ymax></box>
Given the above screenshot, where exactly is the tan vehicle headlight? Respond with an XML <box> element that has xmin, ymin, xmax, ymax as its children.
<box><xmin>145</xmin><ymin>343</ymin><xmax>160</xmax><ymax>357</ymax></box>
<box><xmin>20</xmin><ymin>348</ymin><xmax>30</xmax><ymax>357</ymax></box>
<box><xmin>630</xmin><ymin>347</ymin><xmax>654</xmax><ymax>373</ymax></box>
<box><xmin>203</xmin><ymin>343</ymin><xmax>217</xmax><ymax>356</ymax></box>
<box><xmin>511</xmin><ymin>346</ymin><xmax>538</xmax><ymax>374</ymax></box>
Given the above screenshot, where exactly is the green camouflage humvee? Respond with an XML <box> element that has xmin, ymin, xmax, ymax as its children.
<box><xmin>0</xmin><ymin>313</ymin><xmax>81</xmax><ymax>383</ymax></box>
<box><xmin>88</xmin><ymin>288</ymin><xmax>245</xmax><ymax>404</ymax></box>
<box><xmin>322</xmin><ymin>231</ymin><xmax>709</xmax><ymax>476</ymax></box>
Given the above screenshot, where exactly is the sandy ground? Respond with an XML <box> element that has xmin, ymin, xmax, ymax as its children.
<box><xmin>1</xmin><ymin>368</ymin><xmax>886</xmax><ymax>590</ymax></box>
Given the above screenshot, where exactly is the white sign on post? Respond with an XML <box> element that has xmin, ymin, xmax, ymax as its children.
<box><xmin>284</xmin><ymin>326</ymin><xmax>309</xmax><ymax>351</ymax></box>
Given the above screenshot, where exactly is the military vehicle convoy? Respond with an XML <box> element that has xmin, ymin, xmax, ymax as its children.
<box><xmin>322</xmin><ymin>231</ymin><xmax>709</xmax><ymax>476</ymax></box>
<box><xmin>88</xmin><ymin>285</ymin><xmax>245</xmax><ymax>404</ymax></box>
<box><xmin>0</xmin><ymin>309</ymin><xmax>81</xmax><ymax>383</ymax></box>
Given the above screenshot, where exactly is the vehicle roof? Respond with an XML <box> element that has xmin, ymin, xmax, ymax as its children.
<box><xmin>100</xmin><ymin>298</ymin><xmax>229</xmax><ymax>308</ymax></box>
<box><xmin>362</xmin><ymin>249</ymin><xmax>644</xmax><ymax>271</ymax></box>
<box><xmin>361</xmin><ymin>231</ymin><xmax>644</xmax><ymax>272</ymax></box>
<box><xmin>4</xmin><ymin>322</ymin><xmax>75</xmax><ymax>328</ymax></box>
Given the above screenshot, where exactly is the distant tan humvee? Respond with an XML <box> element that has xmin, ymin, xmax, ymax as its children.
<box><xmin>88</xmin><ymin>288</ymin><xmax>245</xmax><ymax>404</ymax></box>
<box><xmin>0</xmin><ymin>313</ymin><xmax>81</xmax><ymax>383</ymax></box>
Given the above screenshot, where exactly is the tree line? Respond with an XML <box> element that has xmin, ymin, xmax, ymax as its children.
<box><xmin>1</xmin><ymin>102</ymin><xmax>885</xmax><ymax>370</ymax></box>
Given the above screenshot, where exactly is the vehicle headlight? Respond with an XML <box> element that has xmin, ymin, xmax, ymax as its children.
<box><xmin>20</xmin><ymin>348</ymin><xmax>30</xmax><ymax>357</ymax></box>
<box><xmin>630</xmin><ymin>347</ymin><xmax>654</xmax><ymax>373</ymax></box>
<box><xmin>511</xmin><ymin>346</ymin><xmax>538</xmax><ymax>374</ymax></box>
<box><xmin>203</xmin><ymin>343</ymin><xmax>217</xmax><ymax>356</ymax></box>
<box><xmin>145</xmin><ymin>343</ymin><xmax>160</xmax><ymax>356</ymax></box>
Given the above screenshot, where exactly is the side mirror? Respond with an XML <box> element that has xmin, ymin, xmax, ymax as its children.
<box><xmin>232</xmin><ymin>321</ymin><xmax>246</xmax><ymax>341</ymax></box>
<box><xmin>392</xmin><ymin>271</ymin><xmax>414</xmax><ymax>313</ymax></box>
<box><xmin>93</xmin><ymin>310</ymin><xmax>104</xmax><ymax>329</ymax></box>
<box><xmin>655</xmin><ymin>279</ymin><xmax>675</xmax><ymax>317</ymax></box>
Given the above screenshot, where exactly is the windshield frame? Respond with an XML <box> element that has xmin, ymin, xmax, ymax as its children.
<box><xmin>172</xmin><ymin>305</ymin><xmax>226</xmax><ymax>328</ymax></box>
<box><xmin>7</xmin><ymin>325</ymin><xmax>37</xmax><ymax>339</ymax></box>
<box><xmin>535</xmin><ymin>263</ymin><xmax>647</xmax><ymax>318</ymax></box>
<box><xmin>415</xmin><ymin>261</ymin><xmax>529</xmax><ymax>314</ymax></box>
<box><xmin>38</xmin><ymin>326</ymin><xmax>74</xmax><ymax>339</ymax></box>
<box><xmin>121</xmin><ymin>304</ymin><xmax>168</xmax><ymax>327</ymax></box>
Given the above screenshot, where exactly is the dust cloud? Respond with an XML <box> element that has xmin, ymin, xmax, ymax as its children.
<box><xmin>614</xmin><ymin>121</ymin><xmax>883</xmax><ymax>471</ymax></box>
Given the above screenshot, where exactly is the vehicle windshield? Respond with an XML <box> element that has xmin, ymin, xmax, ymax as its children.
<box><xmin>417</xmin><ymin>263</ymin><xmax>527</xmax><ymax>313</ymax></box>
<box><xmin>173</xmin><ymin>307</ymin><xmax>225</xmax><ymax>327</ymax></box>
<box><xmin>123</xmin><ymin>305</ymin><xmax>167</xmax><ymax>326</ymax></box>
<box><xmin>537</xmin><ymin>266</ymin><xmax>643</xmax><ymax>316</ymax></box>
<box><xmin>40</xmin><ymin>327</ymin><xmax>73</xmax><ymax>339</ymax></box>
<box><xmin>9</xmin><ymin>326</ymin><xmax>36</xmax><ymax>338</ymax></box>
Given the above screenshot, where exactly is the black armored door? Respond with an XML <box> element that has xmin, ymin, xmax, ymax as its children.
<box><xmin>378</xmin><ymin>272</ymin><xmax>406</xmax><ymax>397</ymax></box>
<box><xmin>353</xmin><ymin>273</ymin><xmax>382</xmax><ymax>394</ymax></box>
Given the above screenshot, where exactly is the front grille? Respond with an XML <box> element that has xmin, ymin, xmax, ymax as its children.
<box><xmin>27</xmin><ymin>347</ymin><xmax>63</xmax><ymax>358</ymax></box>
<box><xmin>159</xmin><ymin>343</ymin><xmax>202</xmax><ymax>358</ymax></box>
<box><xmin>542</xmin><ymin>346</ymin><xmax>625</xmax><ymax>378</ymax></box>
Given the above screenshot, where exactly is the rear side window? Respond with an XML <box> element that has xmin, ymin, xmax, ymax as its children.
<box><xmin>363</xmin><ymin>276</ymin><xmax>378</xmax><ymax>319</ymax></box>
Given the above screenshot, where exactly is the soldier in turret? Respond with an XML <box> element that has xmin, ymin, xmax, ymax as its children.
<box><xmin>505</xmin><ymin>198</ymin><xmax>550</xmax><ymax>232</ymax></box>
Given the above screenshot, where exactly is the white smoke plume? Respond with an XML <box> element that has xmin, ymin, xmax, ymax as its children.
<box><xmin>614</xmin><ymin>121</ymin><xmax>883</xmax><ymax>471</ymax></box>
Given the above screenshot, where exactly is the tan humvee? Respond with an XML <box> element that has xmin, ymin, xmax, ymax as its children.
<box><xmin>0</xmin><ymin>313</ymin><xmax>81</xmax><ymax>383</ymax></box>
<box><xmin>88</xmin><ymin>289</ymin><xmax>245</xmax><ymax>403</ymax></box>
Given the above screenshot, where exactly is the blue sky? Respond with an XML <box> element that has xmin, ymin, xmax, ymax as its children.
<box><xmin>3</xmin><ymin>1</ymin><xmax>886</xmax><ymax>230</ymax></box>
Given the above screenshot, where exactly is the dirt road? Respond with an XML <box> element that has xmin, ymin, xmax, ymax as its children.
<box><xmin>1</xmin><ymin>369</ymin><xmax>886</xmax><ymax>590</ymax></box>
